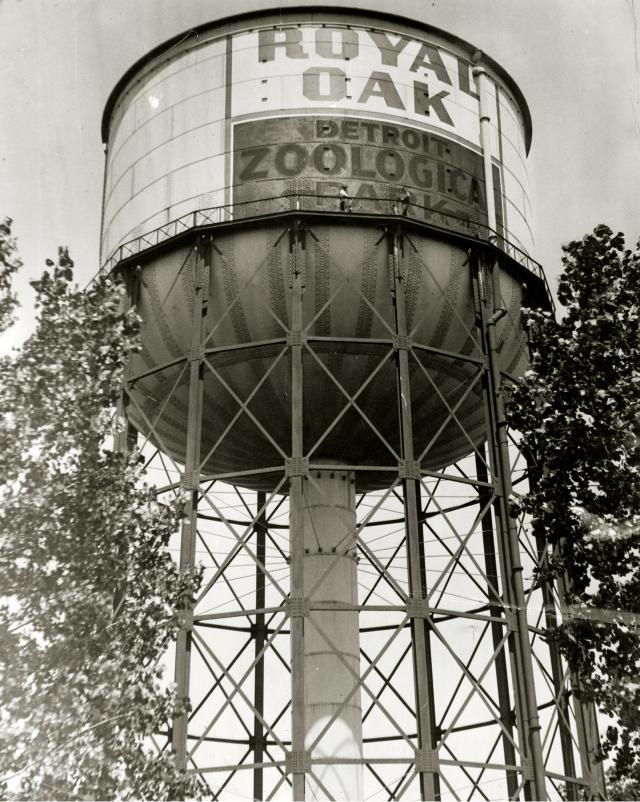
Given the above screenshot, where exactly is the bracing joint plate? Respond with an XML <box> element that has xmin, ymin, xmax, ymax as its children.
<box><xmin>195</xmin><ymin>263</ymin><xmax>209</xmax><ymax>295</ymax></box>
<box><xmin>415</xmin><ymin>749</ymin><xmax>439</xmax><ymax>774</ymax></box>
<box><xmin>506</xmin><ymin>612</ymin><xmax>518</xmax><ymax>633</ymax></box>
<box><xmin>285</xmin><ymin>750</ymin><xmax>311</xmax><ymax>775</ymax></box>
<box><xmin>190</xmin><ymin>344</ymin><xmax>205</xmax><ymax>362</ymax></box>
<box><xmin>178</xmin><ymin>609</ymin><xmax>193</xmax><ymax>631</ymax></box>
<box><xmin>287</xmin><ymin>330</ymin><xmax>307</xmax><ymax>347</ymax></box>
<box><xmin>521</xmin><ymin>757</ymin><xmax>534</xmax><ymax>783</ymax></box>
<box><xmin>393</xmin><ymin>334</ymin><xmax>412</xmax><ymax>351</ymax></box>
<box><xmin>287</xmin><ymin>597</ymin><xmax>310</xmax><ymax>618</ymax></box>
<box><xmin>407</xmin><ymin>597</ymin><xmax>430</xmax><ymax>619</ymax></box>
<box><xmin>398</xmin><ymin>460</ymin><xmax>421</xmax><ymax>480</ymax></box>
<box><xmin>180</xmin><ymin>471</ymin><xmax>198</xmax><ymax>491</ymax></box>
<box><xmin>285</xmin><ymin>457</ymin><xmax>309</xmax><ymax>478</ymax></box>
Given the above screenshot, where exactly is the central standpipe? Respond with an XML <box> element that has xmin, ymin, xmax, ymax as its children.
<box><xmin>302</xmin><ymin>471</ymin><xmax>363</xmax><ymax>801</ymax></box>
<box><xmin>288</xmin><ymin>225</ymin><xmax>362</xmax><ymax>800</ymax></box>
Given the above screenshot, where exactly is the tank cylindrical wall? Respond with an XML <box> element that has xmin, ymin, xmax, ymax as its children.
<box><xmin>101</xmin><ymin>9</ymin><xmax>533</xmax><ymax>261</ymax></box>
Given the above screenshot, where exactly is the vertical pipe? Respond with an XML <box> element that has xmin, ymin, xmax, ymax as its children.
<box><xmin>475</xmin><ymin>449</ymin><xmax>519</xmax><ymax>798</ymax></box>
<box><xmin>289</xmin><ymin>225</ymin><xmax>307</xmax><ymax>801</ymax></box>
<box><xmin>473</xmin><ymin>60</ymin><xmax>505</xmax><ymax>319</ymax></box>
<box><xmin>172</xmin><ymin>240</ymin><xmax>207</xmax><ymax>768</ymax></box>
<box><xmin>472</xmin><ymin>62</ymin><xmax>498</xmax><ymax>243</ymax></box>
<box><xmin>474</xmin><ymin>253</ymin><xmax>530</xmax><ymax>798</ymax></box>
<box><xmin>391</xmin><ymin>228</ymin><xmax>437</xmax><ymax>801</ymax></box>
<box><xmin>486</xmin><ymin>309</ymin><xmax>547</xmax><ymax>800</ymax></box>
<box><xmin>253</xmin><ymin>491</ymin><xmax>267</xmax><ymax>801</ymax></box>
<box><xmin>303</xmin><ymin>470</ymin><xmax>362</xmax><ymax>801</ymax></box>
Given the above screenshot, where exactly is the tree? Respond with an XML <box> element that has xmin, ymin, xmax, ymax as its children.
<box><xmin>0</xmin><ymin>218</ymin><xmax>21</xmax><ymax>333</ymax></box>
<box><xmin>508</xmin><ymin>225</ymin><xmax>640</xmax><ymax>788</ymax></box>
<box><xmin>606</xmin><ymin>765</ymin><xmax>640</xmax><ymax>801</ymax></box>
<box><xmin>0</xmin><ymin>244</ymin><xmax>204</xmax><ymax>799</ymax></box>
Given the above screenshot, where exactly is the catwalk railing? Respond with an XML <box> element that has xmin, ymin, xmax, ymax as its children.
<box><xmin>101</xmin><ymin>192</ymin><xmax>554</xmax><ymax>309</ymax></box>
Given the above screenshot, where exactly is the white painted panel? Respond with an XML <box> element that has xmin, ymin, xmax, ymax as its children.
<box><xmin>167</xmin><ymin>154</ymin><xmax>226</xmax><ymax>209</ymax></box>
<box><xmin>504</xmin><ymin>169</ymin><xmax>534</xmax><ymax>252</ymax></box>
<box><xmin>132</xmin><ymin>56</ymin><xmax>225</xmax><ymax>131</ymax></box>
<box><xmin>109</xmin><ymin>108</ymin><xmax>172</xmax><ymax>200</ymax></box>
<box><xmin>103</xmin><ymin>166</ymin><xmax>134</xmax><ymax>227</ymax></box>
<box><xmin>132</xmin><ymin>123</ymin><xmax>225</xmax><ymax>195</ymax></box>
<box><xmin>106</xmin><ymin>151</ymin><xmax>227</xmax><ymax>255</ymax></box>
<box><xmin>231</xmin><ymin>28</ymin><xmax>482</xmax><ymax>146</ymax></box>
<box><xmin>501</xmin><ymin>138</ymin><xmax>529</xmax><ymax>200</ymax></box>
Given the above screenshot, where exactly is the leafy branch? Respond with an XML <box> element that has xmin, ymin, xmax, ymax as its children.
<box><xmin>508</xmin><ymin>225</ymin><xmax>640</xmax><ymax>788</ymax></box>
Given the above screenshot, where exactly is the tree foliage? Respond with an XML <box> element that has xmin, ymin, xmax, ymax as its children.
<box><xmin>606</xmin><ymin>765</ymin><xmax>640</xmax><ymax>801</ymax></box>
<box><xmin>0</xmin><ymin>245</ymin><xmax>203</xmax><ymax>799</ymax></box>
<box><xmin>508</xmin><ymin>225</ymin><xmax>640</xmax><ymax>786</ymax></box>
<box><xmin>0</xmin><ymin>218</ymin><xmax>21</xmax><ymax>333</ymax></box>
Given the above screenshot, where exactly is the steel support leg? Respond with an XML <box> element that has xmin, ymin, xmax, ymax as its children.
<box><xmin>474</xmin><ymin>258</ymin><xmax>531</xmax><ymax>800</ymax></box>
<box><xmin>475</xmin><ymin>449</ymin><xmax>519</xmax><ymax>798</ymax></box>
<box><xmin>253</xmin><ymin>491</ymin><xmax>267</xmax><ymax>801</ymax></box>
<box><xmin>482</xmin><ymin>273</ymin><xmax>547</xmax><ymax>799</ymax></box>
<box><xmin>114</xmin><ymin>270</ymin><xmax>140</xmax><ymax>617</ymax></box>
<box><xmin>391</xmin><ymin>228</ymin><xmax>437</xmax><ymax>801</ymax></box>
<box><xmin>529</xmin><ymin>531</ymin><xmax>579</xmax><ymax>800</ymax></box>
<box><xmin>471</xmin><ymin>251</ymin><xmax>546</xmax><ymax>799</ymax></box>
<box><xmin>113</xmin><ymin>397</ymin><xmax>138</xmax><ymax>618</ymax></box>
<box><xmin>556</xmin><ymin>572</ymin><xmax>606</xmax><ymax>800</ymax></box>
<box><xmin>416</xmin><ymin>483</ymin><xmax>442</xmax><ymax>801</ymax></box>
<box><xmin>288</xmin><ymin>223</ymin><xmax>307</xmax><ymax>801</ymax></box>
<box><xmin>572</xmin><ymin>698</ymin><xmax>605</xmax><ymax>800</ymax></box>
<box><xmin>172</xmin><ymin>240</ymin><xmax>208</xmax><ymax>768</ymax></box>
<box><xmin>527</xmin><ymin>447</ymin><xmax>606</xmax><ymax>800</ymax></box>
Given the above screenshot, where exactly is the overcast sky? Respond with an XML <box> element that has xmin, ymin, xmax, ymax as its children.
<box><xmin>1</xmin><ymin>0</ymin><xmax>639</xmax><ymax>349</ymax></box>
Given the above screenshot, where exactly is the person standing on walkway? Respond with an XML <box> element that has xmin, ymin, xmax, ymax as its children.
<box><xmin>339</xmin><ymin>184</ymin><xmax>352</xmax><ymax>213</ymax></box>
<box><xmin>399</xmin><ymin>187</ymin><xmax>411</xmax><ymax>217</ymax></box>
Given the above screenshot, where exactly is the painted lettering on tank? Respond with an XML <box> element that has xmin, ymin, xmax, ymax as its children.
<box><xmin>238</xmin><ymin>147</ymin><xmax>270</xmax><ymax>181</ymax></box>
<box><xmin>303</xmin><ymin>67</ymin><xmax>347</xmax><ymax>102</ymax></box>
<box><xmin>357</xmin><ymin>71</ymin><xmax>405</xmax><ymax>110</ymax></box>
<box><xmin>367</xmin><ymin>32</ymin><xmax>410</xmax><ymax>67</ymax></box>
<box><xmin>413</xmin><ymin>82</ymin><xmax>454</xmax><ymax>126</ymax></box>
<box><xmin>255</xmin><ymin>25</ymin><xmax>483</xmax><ymax>129</ymax></box>
<box><xmin>258</xmin><ymin>28</ymin><xmax>308</xmax><ymax>60</ymax></box>
<box><xmin>409</xmin><ymin>43</ymin><xmax>453</xmax><ymax>85</ymax></box>
<box><xmin>232</xmin><ymin>116</ymin><xmax>502</xmax><ymax>236</ymax></box>
<box><xmin>315</xmin><ymin>27</ymin><xmax>359</xmax><ymax>60</ymax></box>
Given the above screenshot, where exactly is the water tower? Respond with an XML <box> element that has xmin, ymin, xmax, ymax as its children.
<box><xmin>101</xmin><ymin>8</ymin><xmax>605</xmax><ymax>800</ymax></box>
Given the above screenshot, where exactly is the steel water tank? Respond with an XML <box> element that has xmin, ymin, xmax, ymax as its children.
<box><xmin>101</xmin><ymin>8</ymin><xmax>534</xmax><ymax>490</ymax></box>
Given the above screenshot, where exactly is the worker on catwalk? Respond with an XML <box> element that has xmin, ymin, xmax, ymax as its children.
<box><xmin>339</xmin><ymin>184</ymin><xmax>352</xmax><ymax>213</ymax></box>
